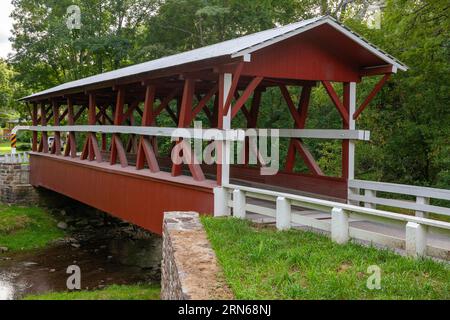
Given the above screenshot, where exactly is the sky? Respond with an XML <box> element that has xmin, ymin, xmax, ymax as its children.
<box><xmin>0</xmin><ymin>0</ymin><xmax>14</xmax><ymax>59</ymax></box>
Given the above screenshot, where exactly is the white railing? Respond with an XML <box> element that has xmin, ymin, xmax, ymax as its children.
<box><xmin>0</xmin><ymin>152</ymin><xmax>30</xmax><ymax>164</ymax></box>
<box><xmin>214</xmin><ymin>184</ymin><xmax>450</xmax><ymax>260</ymax></box>
<box><xmin>348</xmin><ymin>180</ymin><xmax>450</xmax><ymax>218</ymax></box>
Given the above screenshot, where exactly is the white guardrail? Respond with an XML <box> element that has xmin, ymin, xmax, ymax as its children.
<box><xmin>215</xmin><ymin>183</ymin><xmax>450</xmax><ymax>260</ymax></box>
<box><xmin>349</xmin><ymin>179</ymin><xmax>450</xmax><ymax>218</ymax></box>
<box><xmin>0</xmin><ymin>152</ymin><xmax>30</xmax><ymax>164</ymax></box>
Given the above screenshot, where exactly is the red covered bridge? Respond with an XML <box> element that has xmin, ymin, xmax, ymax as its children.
<box><xmin>17</xmin><ymin>16</ymin><xmax>450</xmax><ymax>259</ymax></box>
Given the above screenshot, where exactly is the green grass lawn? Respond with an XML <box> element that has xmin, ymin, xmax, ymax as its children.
<box><xmin>0</xmin><ymin>141</ymin><xmax>30</xmax><ymax>155</ymax></box>
<box><xmin>0</xmin><ymin>204</ymin><xmax>64</xmax><ymax>251</ymax></box>
<box><xmin>23</xmin><ymin>284</ymin><xmax>161</xmax><ymax>300</ymax></box>
<box><xmin>202</xmin><ymin>217</ymin><xmax>450</xmax><ymax>300</ymax></box>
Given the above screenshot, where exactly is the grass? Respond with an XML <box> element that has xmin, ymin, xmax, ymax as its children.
<box><xmin>0</xmin><ymin>204</ymin><xmax>64</xmax><ymax>251</ymax></box>
<box><xmin>0</xmin><ymin>141</ymin><xmax>29</xmax><ymax>155</ymax></box>
<box><xmin>23</xmin><ymin>284</ymin><xmax>161</xmax><ymax>300</ymax></box>
<box><xmin>202</xmin><ymin>217</ymin><xmax>450</xmax><ymax>300</ymax></box>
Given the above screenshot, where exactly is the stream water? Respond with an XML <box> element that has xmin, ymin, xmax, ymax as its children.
<box><xmin>0</xmin><ymin>203</ymin><xmax>162</xmax><ymax>300</ymax></box>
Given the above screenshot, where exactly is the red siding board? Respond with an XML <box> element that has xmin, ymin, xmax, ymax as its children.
<box><xmin>29</xmin><ymin>154</ymin><xmax>214</xmax><ymax>235</ymax></box>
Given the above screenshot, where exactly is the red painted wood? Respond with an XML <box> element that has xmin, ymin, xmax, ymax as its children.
<box><xmin>51</xmin><ymin>100</ymin><xmax>61</xmax><ymax>155</ymax></box>
<box><xmin>281</xmin><ymin>85</ymin><xmax>320</xmax><ymax>175</ymax></box>
<box><xmin>322</xmin><ymin>81</ymin><xmax>349</xmax><ymax>126</ymax></box>
<box><xmin>111</xmin><ymin>89</ymin><xmax>127</xmax><ymax>167</ymax></box>
<box><xmin>39</xmin><ymin>103</ymin><xmax>49</xmax><ymax>153</ymax></box>
<box><xmin>32</xmin><ymin>103</ymin><xmax>38</xmax><ymax>152</ymax></box>
<box><xmin>353</xmin><ymin>74</ymin><xmax>391</xmax><ymax>120</ymax></box>
<box><xmin>64</xmin><ymin>98</ymin><xmax>77</xmax><ymax>158</ymax></box>
<box><xmin>190</xmin><ymin>85</ymin><xmax>218</xmax><ymax>122</ymax></box>
<box><xmin>292</xmin><ymin>139</ymin><xmax>323</xmax><ymax>176</ymax></box>
<box><xmin>231</xmin><ymin>77</ymin><xmax>263</xmax><ymax>119</ymax></box>
<box><xmin>223</xmin><ymin>62</ymin><xmax>244</xmax><ymax>115</ymax></box>
<box><xmin>29</xmin><ymin>154</ymin><xmax>215</xmax><ymax>235</ymax></box>
<box><xmin>172</xmin><ymin>79</ymin><xmax>195</xmax><ymax>177</ymax></box>
<box><xmin>136</xmin><ymin>137</ymin><xmax>160</xmax><ymax>173</ymax></box>
<box><xmin>241</xmin><ymin>24</ymin><xmax>385</xmax><ymax>82</ymax></box>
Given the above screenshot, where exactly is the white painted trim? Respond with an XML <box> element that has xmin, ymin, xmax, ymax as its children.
<box><xmin>257</xmin><ymin>129</ymin><xmax>370</xmax><ymax>141</ymax></box>
<box><xmin>326</xmin><ymin>20</ymin><xmax>408</xmax><ymax>71</ymax></box>
<box><xmin>348</xmin><ymin>194</ymin><xmax>450</xmax><ymax>217</ymax></box>
<box><xmin>223</xmin><ymin>183</ymin><xmax>450</xmax><ymax>230</ymax></box>
<box><xmin>13</xmin><ymin>125</ymin><xmax>245</xmax><ymax>142</ymax></box>
<box><xmin>221</xmin><ymin>73</ymin><xmax>233</xmax><ymax>186</ymax></box>
<box><xmin>233</xmin><ymin>189</ymin><xmax>246</xmax><ymax>219</ymax></box>
<box><xmin>349</xmin><ymin>179</ymin><xmax>450</xmax><ymax>200</ymax></box>
<box><xmin>17</xmin><ymin>126</ymin><xmax>370</xmax><ymax>142</ymax></box>
<box><xmin>348</xmin><ymin>82</ymin><xmax>356</xmax><ymax>181</ymax></box>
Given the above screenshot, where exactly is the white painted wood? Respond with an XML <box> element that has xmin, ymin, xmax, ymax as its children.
<box><xmin>415</xmin><ymin>197</ymin><xmax>430</xmax><ymax>218</ymax></box>
<box><xmin>348</xmin><ymin>227</ymin><xmax>404</xmax><ymax>249</ymax></box>
<box><xmin>15</xmin><ymin>126</ymin><xmax>370</xmax><ymax>142</ymax></box>
<box><xmin>349</xmin><ymin>179</ymin><xmax>450</xmax><ymax>200</ymax></box>
<box><xmin>221</xmin><ymin>73</ymin><xmax>232</xmax><ymax>186</ymax></box>
<box><xmin>349</xmin><ymin>194</ymin><xmax>450</xmax><ymax>217</ymax></box>
<box><xmin>276</xmin><ymin>197</ymin><xmax>291</xmax><ymax>230</ymax></box>
<box><xmin>246</xmin><ymin>204</ymin><xmax>276</xmax><ymax>217</ymax></box>
<box><xmin>233</xmin><ymin>189</ymin><xmax>246</xmax><ymax>219</ymax></box>
<box><xmin>405</xmin><ymin>222</ymin><xmax>427</xmax><ymax>257</ymax></box>
<box><xmin>255</xmin><ymin>129</ymin><xmax>370</xmax><ymax>141</ymax></box>
<box><xmin>214</xmin><ymin>187</ymin><xmax>230</xmax><ymax>217</ymax></box>
<box><xmin>364</xmin><ymin>190</ymin><xmax>377</xmax><ymax>209</ymax></box>
<box><xmin>291</xmin><ymin>212</ymin><xmax>331</xmax><ymax>232</ymax></box>
<box><xmin>14</xmin><ymin>125</ymin><xmax>245</xmax><ymax>141</ymax></box>
<box><xmin>224</xmin><ymin>183</ymin><xmax>450</xmax><ymax>230</ymax></box>
<box><xmin>347</xmin><ymin>82</ymin><xmax>356</xmax><ymax>181</ymax></box>
<box><xmin>331</xmin><ymin>207</ymin><xmax>349</xmax><ymax>244</ymax></box>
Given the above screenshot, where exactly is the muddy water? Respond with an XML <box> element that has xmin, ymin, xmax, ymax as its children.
<box><xmin>0</xmin><ymin>206</ymin><xmax>162</xmax><ymax>300</ymax></box>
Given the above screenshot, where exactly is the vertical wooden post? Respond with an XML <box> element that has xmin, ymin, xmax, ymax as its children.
<box><xmin>276</xmin><ymin>197</ymin><xmax>291</xmax><ymax>230</ymax></box>
<box><xmin>285</xmin><ymin>86</ymin><xmax>312</xmax><ymax>172</ymax></box>
<box><xmin>217</xmin><ymin>73</ymin><xmax>232</xmax><ymax>186</ymax></box>
<box><xmin>101</xmin><ymin>109</ymin><xmax>107</xmax><ymax>152</ymax></box>
<box><xmin>40</xmin><ymin>103</ymin><xmax>49</xmax><ymax>153</ymax></box>
<box><xmin>65</xmin><ymin>97</ymin><xmax>77</xmax><ymax>158</ymax></box>
<box><xmin>51</xmin><ymin>100</ymin><xmax>61</xmax><ymax>155</ymax></box>
<box><xmin>331</xmin><ymin>207</ymin><xmax>349</xmax><ymax>244</ymax></box>
<box><xmin>343</xmin><ymin>83</ymin><xmax>356</xmax><ymax>203</ymax></box>
<box><xmin>31</xmin><ymin>103</ymin><xmax>38</xmax><ymax>152</ymax></box>
<box><xmin>81</xmin><ymin>93</ymin><xmax>102</xmax><ymax>162</ymax></box>
<box><xmin>110</xmin><ymin>88</ymin><xmax>127</xmax><ymax>167</ymax></box>
<box><xmin>233</xmin><ymin>189</ymin><xmax>246</xmax><ymax>219</ymax></box>
<box><xmin>171</xmin><ymin>78</ymin><xmax>203</xmax><ymax>180</ymax></box>
<box><xmin>136</xmin><ymin>85</ymin><xmax>159</xmax><ymax>173</ymax></box>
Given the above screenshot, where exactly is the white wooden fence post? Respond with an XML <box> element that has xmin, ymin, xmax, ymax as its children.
<box><xmin>415</xmin><ymin>197</ymin><xmax>430</xmax><ymax>218</ymax></box>
<box><xmin>364</xmin><ymin>189</ymin><xmax>377</xmax><ymax>209</ymax></box>
<box><xmin>214</xmin><ymin>187</ymin><xmax>230</xmax><ymax>217</ymax></box>
<box><xmin>233</xmin><ymin>189</ymin><xmax>246</xmax><ymax>219</ymax></box>
<box><xmin>405</xmin><ymin>222</ymin><xmax>427</xmax><ymax>257</ymax></box>
<box><xmin>276</xmin><ymin>196</ymin><xmax>291</xmax><ymax>230</ymax></box>
<box><xmin>331</xmin><ymin>207</ymin><xmax>349</xmax><ymax>244</ymax></box>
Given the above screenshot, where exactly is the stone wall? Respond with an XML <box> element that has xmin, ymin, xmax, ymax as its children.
<box><xmin>161</xmin><ymin>212</ymin><xmax>233</xmax><ymax>300</ymax></box>
<box><xmin>0</xmin><ymin>163</ymin><xmax>39</xmax><ymax>205</ymax></box>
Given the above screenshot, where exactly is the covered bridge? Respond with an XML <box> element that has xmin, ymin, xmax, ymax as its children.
<box><xmin>21</xmin><ymin>15</ymin><xmax>449</xmax><ymax>258</ymax></box>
